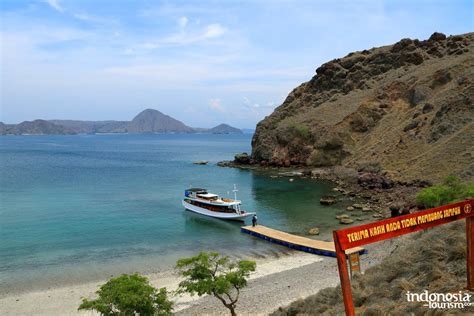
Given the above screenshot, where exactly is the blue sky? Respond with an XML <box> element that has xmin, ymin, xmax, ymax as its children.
<box><xmin>1</xmin><ymin>0</ymin><xmax>472</xmax><ymax>128</ymax></box>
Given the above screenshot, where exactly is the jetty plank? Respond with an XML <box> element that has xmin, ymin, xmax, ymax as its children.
<box><xmin>241</xmin><ymin>225</ymin><xmax>365</xmax><ymax>257</ymax></box>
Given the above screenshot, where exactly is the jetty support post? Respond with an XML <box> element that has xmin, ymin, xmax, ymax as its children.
<box><xmin>333</xmin><ymin>231</ymin><xmax>355</xmax><ymax>316</ymax></box>
<box><xmin>468</xmin><ymin>216</ymin><xmax>474</xmax><ymax>290</ymax></box>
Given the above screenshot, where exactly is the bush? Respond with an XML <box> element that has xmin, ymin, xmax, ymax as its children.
<box><xmin>416</xmin><ymin>176</ymin><xmax>473</xmax><ymax>208</ymax></box>
<box><xmin>78</xmin><ymin>273</ymin><xmax>173</xmax><ymax>316</ymax></box>
<box><xmin>176</xmin><ymin>251</ymin><xmax>256</xmax><ymax>316</ymax></box>
<box><xmin>288</xmin><ymin>121</ymin><xmax>311</xmax><ymax>140</ymax></box>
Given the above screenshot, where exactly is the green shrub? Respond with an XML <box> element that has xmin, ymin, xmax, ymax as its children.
<box><xmin>288</xmin><ymin>121</ymin><xmax>311</xmax><ymax>139</ymax></box>
<box><xmin>416</xmin><ymin>176</ymin><xmax>472</xmax><ymax>208</ymax></box>
<box><xmin>78</xmin><ymin>273</ymin><xmax>173</xmax><ymax>316</ymax></box>
<box><xmin>176</xmin><ymin>251</ymin><xmax>256</xmax><ymax>316</ymax></box>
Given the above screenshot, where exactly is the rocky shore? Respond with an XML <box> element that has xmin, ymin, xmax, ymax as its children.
<box><xmin>218</xmin><ymin>153</ymin><xmax>426</xmax><ymax>223</ymax></box>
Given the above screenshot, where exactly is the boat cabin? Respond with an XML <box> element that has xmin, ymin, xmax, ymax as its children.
<box><xmin>184</xmin><ymin>188</ymin><xmax>243</xmax><ymax>214</ymax></box>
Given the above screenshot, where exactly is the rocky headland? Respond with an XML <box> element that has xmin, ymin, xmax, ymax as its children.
<box><xmin>250</xmin><ymin>32</ymin><xmax>473</xmax><ymax>184</ymax></box>
<box><xmin>220</xmin><ymin>32</ymin><xmax>473</xmax><ymax>223</ymax></box>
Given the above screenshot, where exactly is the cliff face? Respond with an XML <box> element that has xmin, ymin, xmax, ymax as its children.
<box><xmin>251</xmin><ymin>32</ymin><xmax>473</xmax><ymax>182</ymax></box>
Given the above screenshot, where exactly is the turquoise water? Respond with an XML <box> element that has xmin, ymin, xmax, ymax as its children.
<box><xmin>0</xmin><ymin>134</ymin><xmax>348</xmax><ymax>294</ymax></box>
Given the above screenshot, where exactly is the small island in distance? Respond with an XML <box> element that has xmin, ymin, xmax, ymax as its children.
<box><xmin>0</xmin><ymin>109</ymin><xmax>247</xmax><ymax>135</ymax></box>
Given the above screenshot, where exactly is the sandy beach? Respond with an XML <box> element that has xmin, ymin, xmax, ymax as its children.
<box><xmin>0</xmin><ymin>252</ymin><xmax>323</xmax><ymax>316</ymax></box>
<box><xmin>0</xmin><ymin>239</ymin><xmax>395</xmax><ymax>316</ymax></box>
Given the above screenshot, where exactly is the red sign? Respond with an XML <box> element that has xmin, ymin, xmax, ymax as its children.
<box><xmin>333</xmin><ymin>199</ymin><xmax>474</xmax><ymax>316</ymax></box>
<box><xmin>335</xmin><ymin>200</ymin><xmax>473</xmax><ymax>251</ymax></box>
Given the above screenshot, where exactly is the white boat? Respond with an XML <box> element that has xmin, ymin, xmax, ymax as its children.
<box><xmin>182</xmin><ymin>186</ymin><xmax>255</xmax><ymax>221</ymax></box>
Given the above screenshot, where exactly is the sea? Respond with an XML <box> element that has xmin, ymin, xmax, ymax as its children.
<box><xmin>0</xmin><ymin>133</ymin><xmax>350</xmax><ymax>294</ymax></box>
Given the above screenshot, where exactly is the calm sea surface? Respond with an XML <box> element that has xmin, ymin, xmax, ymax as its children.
<box><xmin>0</xmin><ymin>134</ymin><xmax>348</xmax><ymax>294</ymax></box>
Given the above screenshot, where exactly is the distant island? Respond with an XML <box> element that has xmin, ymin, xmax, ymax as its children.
<box><xmin>0</xmin><ymin>109</ymin><xmax>244</xmax><ymax>135</ymax></box>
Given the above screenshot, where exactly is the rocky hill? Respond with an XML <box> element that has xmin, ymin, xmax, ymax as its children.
<box><xmin>207</xmin><ymin>123</ymin><xmax>243</xmax><ymax>134</ymax></box>
<box><xmin>48</xmin><ymin>120</ymin><xmax>128</xmax><ymax>134</ymax></box>
<box><xmin>127</xmin><ymin>109</ymin><xmax>194</xmax><ymax>133</ymax></box>
<box><xmin>2</xmin><ymin>120</ymin><xmax>75</xmax><ymax>135</ymax></box>
<box><xmin>2</xmin><ymin>109</ymin><xmax>243</xmax><ymax>135</ymax></box>
<box><xmin>272</xmin><ymin>221</ymin><xmax>473</xmax><ymax>315</ymax></box>
<box><xmin>251</xmin><ymin>32</ymin><xmax>473</xmax><ymax>182</ymax></box>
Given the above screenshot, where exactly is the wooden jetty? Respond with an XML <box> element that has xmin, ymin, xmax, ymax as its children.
<box><xmin>241</xmin><ymin>225</ymin><xmax>366</xmax><ymax>257</ymax></box>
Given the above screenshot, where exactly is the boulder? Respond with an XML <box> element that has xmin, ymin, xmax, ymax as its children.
<box><xmin>234</xmin><ymin>152</ymin><xmax>251</xmax><ymax>164</ymax></box>
<box><xmin>422</xmin><ymin>103</ymin><xmax>434</xmax><ymax>114</ymax></box>
<box><xmin>340</xmin><ymin>218</ymin><xmax>354</xmax><ymax>224</ymax></box>
<box><xmin>193</xmin><ymin>160</ymin><xmax>209</xmax><ymax>165</ymax></box>
<box><xmin>353</xmin><ymin>203</ymin><xmax>364</xmax><ymax>209</ymax></box>
<box><xmin>346</xmin><ymin>206</ymin><xmax>355</xmax><ymax>211</ymax></box>
<box><xmin>358</xmin><ymin>172</ymin><xmax>393</xmax><ymax>189</ymax></box>
<box><xmin>217</xmin><ymin>160</ymin><xmax>232</xmax><ymax>167</ymax></box>
<box><xmin>429</xmin><ymin>32</ymin><xmax>447</xmax><ymax>41</ymax></box>
<box><xmin>362</xmin><ymin>207</ymin><xmax>372</xmax><ymax>212</ymax></box>
<box><xmin>308</xmin><ymin>227</ymin><xmax>320</xmax><ymax>235</ymax></box>
<box><xmin>336</xmin><ymin>214</ymin><xmax>350</xmax><ymax>220</ymax></box>
<box><xmin>320</xmin><ymin>195</ymin><xmax>337</xmax><ymax>205</ymax></box>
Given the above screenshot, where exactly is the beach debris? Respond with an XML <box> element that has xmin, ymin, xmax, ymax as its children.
<box><xmin>308</xmin><ymin>227</ymin><xmax>320</xmax><ymax>235</ymax></box>
<box><xmin>289</xmin><ymin>178</ymin><xmax>294</xmax><ymax>182</ymax></box>
<box><xmin>320</xmin><ymin>195</ymin><xmax>337</xmax><ymax>205</ymax></box>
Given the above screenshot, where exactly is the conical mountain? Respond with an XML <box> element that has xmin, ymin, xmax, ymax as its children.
<box><xmin>127</xmin><ymin>109</ymin><xmax>194</xmax><ymax>133</ymax></box>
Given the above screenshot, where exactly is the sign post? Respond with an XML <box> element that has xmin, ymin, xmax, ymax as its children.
<box><xmin>333</xmin><ymin>199</ymin><xmax>474</xmax><ymax>315</ymax></box>
<box><xmin>348</xmin><ymin>253</ymin><xmax>360</xmax><ymax>278</ymax></box>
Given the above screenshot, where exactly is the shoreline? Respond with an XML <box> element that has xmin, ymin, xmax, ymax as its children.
<box><xmin>0</xmin><ymin>239</ymin><xmax>397</xmax><ymax>316</ymax></box>
<box><xmin>218</xmin><ymin>161</ymin><xmax>422</xmax><ymax>219</ymax></box>
<box><xmin>0</xmin><ymin>251</ymin><xmax>324</xmax><ymax>316</ymax></box>
<box><xmin>178</xmin><ymin>239</ymin><xmax>396</xmax><ymax>315</ymax></box>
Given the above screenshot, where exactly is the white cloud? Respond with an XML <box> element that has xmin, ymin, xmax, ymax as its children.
<box><xmin>178</xmin><ymin>16</ymin><xmax>188</xmax><ymax>28</ymax></box>
<box><xmin>45</xmin><ymin>0</ymin><xmax>63</xmax><ymax>13</ymax></box>
<box><xmin>209</xmin><ymin>99</ymin><xmax>224</xmax><ymax>111</ymax></box>
<box><xmin>145</xmin><ymin>23</ymin><xmax>227</xmax><ymax>47</ymax></box>
<box><xmin>202</xmin><ymin>24</ymin><xmax>226</xmax><ymax>38</ymax></box>
<box><xmin>164</xmin><ymin>23</ymin><xmax>227</xmax><ymax>45</ymax></box>
<box><xmin>243</xmin><ymin>97</ymin><xmax>276</xmax><ymax>109</ymax></box>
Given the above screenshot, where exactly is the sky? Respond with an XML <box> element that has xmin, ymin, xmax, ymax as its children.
<box><xmin>0</xmin><ymin>0</ymin><xmax>472</xmax><ymax>128</ymax></box>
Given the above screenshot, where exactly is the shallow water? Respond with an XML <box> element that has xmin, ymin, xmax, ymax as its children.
<box><xmin>0</xmin><ymin>134</ymin><xmax>353</xmax><ymax>294</ymax></box>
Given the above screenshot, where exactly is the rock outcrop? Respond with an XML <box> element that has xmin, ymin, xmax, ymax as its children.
<box><xmin>251</xmin><ymin>32</ymin><xmax>473</xmax><ymax>182</ymax></box>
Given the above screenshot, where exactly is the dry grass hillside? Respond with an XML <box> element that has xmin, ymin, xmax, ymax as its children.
<box><xmin>251</xmin><ymin>32</ymin><xmax>473</xmax><ymax>183</ymax></box>
<box><xmin>272</xmin><ymin>221</ymin><xmax>474</xmax><ymax>315</ymax></box>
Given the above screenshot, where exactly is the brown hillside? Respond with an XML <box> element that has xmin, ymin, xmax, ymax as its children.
<box><xmin>251</xmin><ymin>32</ymin><xmax>474</xmax><ymax>183</ymax></box>
<box><xmin>271</xmin><ymin>222</ymin><xmax>474</xmax><ymax>315</ymax></box>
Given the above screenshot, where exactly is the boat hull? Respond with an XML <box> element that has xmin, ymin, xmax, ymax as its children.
<box><xmin>182</xmin><ymin>200</ymin><xmax>255</xmax><ymax>221</ymax></box>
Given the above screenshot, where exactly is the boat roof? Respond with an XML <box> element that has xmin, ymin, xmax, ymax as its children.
<box><xmin>197</xmin><ymin>193</ymin><xmax>219</xmax><ymax>198</ymax></box>
<box><xmin>186</xmin><ymin>188</ymin><xmax>207</xmax><ymax>192</ymax></box>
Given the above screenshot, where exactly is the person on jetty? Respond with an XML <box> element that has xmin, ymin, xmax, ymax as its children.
<box><xmin>252</xmin><ymin>214</ymin><xmax>258</xmax><ymax>227</ymax></box>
